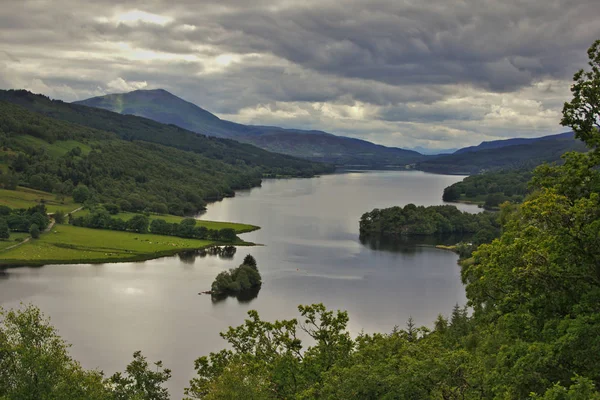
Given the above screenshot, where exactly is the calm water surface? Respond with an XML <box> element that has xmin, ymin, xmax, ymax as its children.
<box><xmin>0</xmin><ymin>170</ymin><xmax>479</xmax><ymax>397</ymax></box>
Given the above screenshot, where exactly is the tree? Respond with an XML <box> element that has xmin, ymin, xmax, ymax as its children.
<box><xmin>0</xmin><ymin>305</ymin><xmax>109</xmax><ymax>399</ymax></box>
<box><xmin>218</xmin><ymin>228</ymin><xmax>237</xmax><ymax>242</ymax></box>
<box><xmin>72</xmin><ymin>185</ymin><xmax>90</xmax><ymax>203</ymax></box>
<box><xmin>30</xmin><ymin>212</ymin><xmax>49</xmax><ymax>230</ymax></box>
<box><xmin>53</xmin><ymin>210</ymin><xmax>66</xmax><ymax>224</ymax></box>
<box><xmin>103</xmin><ymin>204</ymin><xmax>119</xmax><ymax>215</ymax></box>
<box><xmin>29</xmin><ymin>223</ymin><xmax>40</xmax><ymax>239</ymax></box>
<box><xmin>108</xmin><ymin>351</ymin><xmax>171</xmax><ymax>400</ymax></box>
<box><xmin>442</xmin><ymin>186</ymin><xmax>460</xmax><ymax>202</ymax></box>
<box><xmin>243</xmin><ymin>254</ymin><xmax>257</xmax><ymax>270</ymax></box>
<box><xmin>127</xmin><ymin>215</ymin><xmax>149</xmax><ymax>234</ymax></box>
<box><xmin>561</xmin><ymin>39</ymin><xmax>600</xmax><ymax>152</ymax></box>
<box><xmin>0</xmin><ymin>218</ymin><xmax>9</xmax><ymax>239</ymax></box>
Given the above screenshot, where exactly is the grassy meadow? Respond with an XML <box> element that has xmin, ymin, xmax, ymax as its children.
<box><xmin>0</xmin><ymin>224</ymin><xmax>224</xmax><ymax>266</ymax></box>
<box><xmin>0</xmin><ymin>187</ymin><xmax>79</xmax><ymax>213</ymax></box>
<box><xmin>0</xmin><ymin>233</ymin><xmax>30</xmax><ymax>251</ymax></box>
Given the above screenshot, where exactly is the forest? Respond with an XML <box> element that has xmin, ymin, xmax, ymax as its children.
<box><xmin>1</xmin><ymin>39</ymin><xmax>600</xmax><ymax>400</ymax></box>
<box><xmin>442</xmin><ymin>169</ymin><xmax>533</xmax><ymax>208</ymax></box>
<box><xmin>0</xmin><ymin>101</ymin><xmax>330</xmax><ymax>216</ymax></box>
<box><xmin>359</xmin><ymin>203</ymin><xmax>500</xmax><ymax>245</ymax></box>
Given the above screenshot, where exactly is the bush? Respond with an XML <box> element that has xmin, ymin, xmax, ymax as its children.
<box><xmin>53</xmin><ymin>210</ymin><xmax>66</xmax><ymax>224</ymax></box>
<box><xmin>72</xmin><ymin>185</ymin><xmax>90</xmax><ymax>203</ymax></box>
<box><xmin>30</xmin><ymin>223</ymin><xmax>40</xmax><ymax>239</ymax></box>
<box><xmin>0</xmin><ymin>218</ymin><xmax>9</xmax><ymax>239</ymax></box>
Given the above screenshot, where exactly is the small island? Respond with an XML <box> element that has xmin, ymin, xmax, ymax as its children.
<box><xmin>359</xmin><ymin>204</ymin><xmax>500</xmax><ymax>258</ymax></box>
<box><xmin>210</xmin><ymin>254</ymin><xmax>262</xmax><ymax>295</ymax></box>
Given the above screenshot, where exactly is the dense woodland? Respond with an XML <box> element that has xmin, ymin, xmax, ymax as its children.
<box><xmin>0</xmin><ymin>100</ymin><xmax>331</xmax><ymax>215</ymax></box>
<box><xmin>359</xmin><ymin>204</ymin><xmax>500</xmax><ymax>245</ymax></box>
<box><xmin>1</xmin><ymin>41</ymin><xmax>600</xmax><ymax>400</ymax></box>
<box><xmin>442</xmin><ymin>169</ymin><xmax>533</xmax><ymax>208</ymax></box>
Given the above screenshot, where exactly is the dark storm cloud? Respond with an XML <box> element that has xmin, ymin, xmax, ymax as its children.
<box><xmin>0</xmin><ymin>0</ymin><xmax>599</xmax><ymax>147</ymax></box>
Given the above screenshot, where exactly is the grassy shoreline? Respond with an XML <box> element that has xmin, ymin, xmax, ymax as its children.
<box><xmin>0</xmin><ymin>241</ymin><xmax>256</xmax><ymax>268</ymax></box>
<box><xmin>0</xmin><ymin>223</ymin><xmax>260</xmax><ymax>268</ymax></box>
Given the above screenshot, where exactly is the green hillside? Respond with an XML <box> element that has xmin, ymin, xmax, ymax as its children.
<box><xmin>0</xmin><ymin>90</ymin><xmax>333</xmax><ymax>178</ymax></box>
<box><xmin>0</xmin><ymin>100</ymin><xmax>327</xmax><ymax>215</ymax></box>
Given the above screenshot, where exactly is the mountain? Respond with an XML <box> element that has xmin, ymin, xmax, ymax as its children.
<box><xmin>75</xmin><ymin>89</ymin><xmax>425</xmax><ymax>167</ymax></box>
<box><xmin>417</xmin><ymin>132</ymin><xmax>587</xmax><ymax>174</ymax></box>
<box><xmin>453</xmin><ymin>132</ymin><xmax>575</xmax><ymax>154</ymax></box>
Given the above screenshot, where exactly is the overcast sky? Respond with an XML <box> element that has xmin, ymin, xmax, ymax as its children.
<box><xmin>1</xmin><ymin>0</ymin><xmax>599</xmax><ymax>149</ymax></box>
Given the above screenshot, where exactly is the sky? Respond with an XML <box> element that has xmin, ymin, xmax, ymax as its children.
<box><xmin>1</xmin><ymin>0</ymin><xmax>599</xmax><ymax>149</ymax></box>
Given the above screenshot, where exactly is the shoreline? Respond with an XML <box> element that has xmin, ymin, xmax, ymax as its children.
<box><xmin>0</xmin><ymin>238</ymin><xmax>259</xmax><ymax>268</ymax></box>
<box><xmin>0</xmin><ymin>223</ymin><xmax>261</xmax><ymax>268</ymax></box>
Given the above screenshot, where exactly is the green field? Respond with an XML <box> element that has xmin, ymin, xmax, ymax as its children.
<box><xmin>73</xmin><ymin>210</ymin><xmax>258</xmax><ymax>233</ymax></box>
<box><xmin>0</xmin><ymin>187</ymin><xmax>79</xmax><ymax>213</ymax></box>
<box><xmin>13</xmin><ymin>135</ymin><xmax>93</xmax><ymax>157</ymax></box>
<box><xmin>0</xmin><ymin>224</ymin><xmax>235</xmax><ymax>266</ymax></box>
<box><xmin>0</xmin><ymin>233</ymin><xmax>30</xmax><ymax>251</ymax></box>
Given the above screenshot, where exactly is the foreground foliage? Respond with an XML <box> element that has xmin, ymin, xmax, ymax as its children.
<box><xmin>0</xmin><ymin>305</ymin><xmax>171</xmax><ymax>400</ymax></box>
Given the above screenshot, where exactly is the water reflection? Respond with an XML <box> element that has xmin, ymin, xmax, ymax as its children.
<box><xmin>359</xmin><ymin>233</ymin><xmax>473</xmax><ymax>253</ymax></box>
<box><xmin>177</xmin><ymin>245</ymin><xmax>237</xmax><ymax>264</ymax></box>
<box><xmin>210</xmin><ymin>285</ymin><xmax>261</xmax><ymax>304</ymax></box>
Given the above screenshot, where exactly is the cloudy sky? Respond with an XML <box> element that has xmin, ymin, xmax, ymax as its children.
<box><xmin>1</xmin><ymin>0</ymin><xmax>599</xmax><ymax>149</ymax></box>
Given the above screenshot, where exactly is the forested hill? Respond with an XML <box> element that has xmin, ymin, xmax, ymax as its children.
<box><xmin>416</xmin><ymin>133</ymin><xmax>587</xmax><ymax>174</ymax></box>
<box><xmin>0</xmin><ymin>100</ymin><xmax>327</xmax><ymax>215</ymax></box>
<box><xmin>0</xmin><ymin>90</ymin><xmax>333</xmax><ymax>178</ymax></box>
<box><xmin>75</xmin><ymin>89</ymin><xmax>425</xmax><ymax>167</ymax></box>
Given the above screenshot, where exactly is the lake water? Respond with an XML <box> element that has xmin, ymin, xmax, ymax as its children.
<box><xmin>0</xmin><ymin>170</ymin><xmax>479</xmax><ymax>397</ymax></box>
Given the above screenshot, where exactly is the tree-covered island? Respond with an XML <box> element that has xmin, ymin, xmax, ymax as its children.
<box><xmin>210</xmin><ymin>254</ymin><xmax>262</xmax><ymax>295</ymax></box>
<box><xmin>359</xmin><ymin>203</ymin><xmax>500</xmax><ymax>254</ymax></box>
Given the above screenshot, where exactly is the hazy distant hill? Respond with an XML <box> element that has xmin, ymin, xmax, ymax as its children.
<box><xmin>417</xmin><ymin>132</ymin><xmax>587</xmax><ymax>174</ymax></box>
<box><xmin>75</xmin><ymin>89</ymin><xmax>424</xmax><ymax>167</ymax></box>
<box><xmin>407</xmin><ymin>146</ymin><xmax>458</xmax><ymax>155</ymax></box>
<box><xmin>453</xmin><ymin>132</ymin><xmax>575</xmax><ymax>154</ymax></box>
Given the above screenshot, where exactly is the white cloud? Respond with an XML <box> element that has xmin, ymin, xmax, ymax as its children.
<box><xmin>106</xmin><ymin>78</ymin><xmax>148</xmax><ymax>92</ymax></box>
<box><xmin>0</xmin><ymin>0</ymin><xmax>597</xmax><ymax>149</ymax></box>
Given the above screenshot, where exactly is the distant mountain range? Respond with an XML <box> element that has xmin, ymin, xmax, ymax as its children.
<box><xmin>75</xmin><ymin>89</ymin><xmax>424</xmax><ymax>167</ymax></box>
<box><xmin>416</xmin><ymin>131</ymin><xmax>587</xmax><ymax>174</ymax></box>
<box><xmin>72</xmin><ymin>89</ymin><xmax>587</xmax><ymax>174</ymax></box>
<box><xmin>453</xmin><ymin>132</ymin><xmax>576</xmax><ymax>154</ymax></box>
